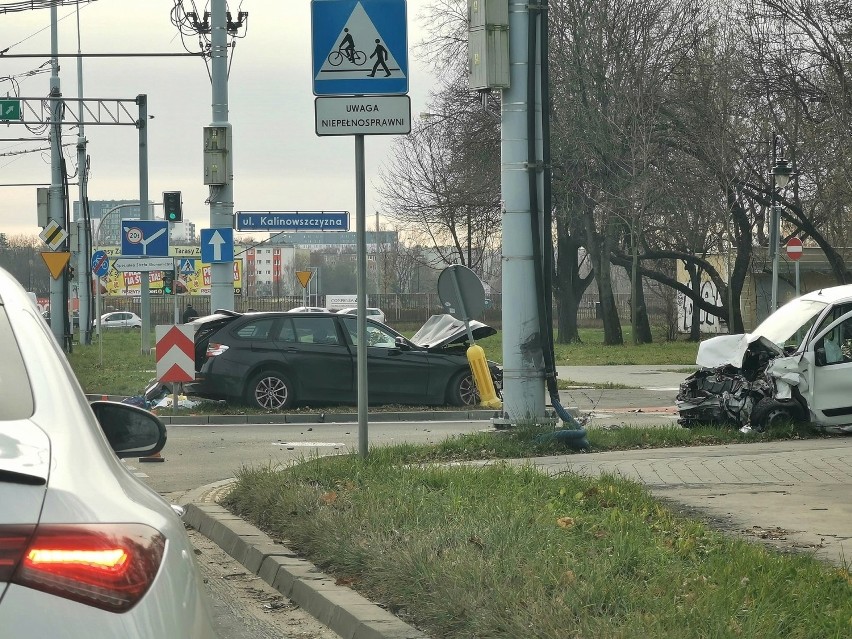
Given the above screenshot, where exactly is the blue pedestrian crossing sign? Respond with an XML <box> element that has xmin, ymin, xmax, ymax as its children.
<box><xmin>179</xmin><ymin>258</ymin><xmax>196</xmax><ymax>275</ymax></box>
<box><xmin>312</xmin><ymin>0</ymin><xmax>408</xmax><ymax>96</ymax></box>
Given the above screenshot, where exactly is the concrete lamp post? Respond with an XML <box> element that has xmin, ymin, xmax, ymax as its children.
<box><xmin>769</xmin><ymin>138</ymin><xmax>796</xmax><ymax>313</ymax></box>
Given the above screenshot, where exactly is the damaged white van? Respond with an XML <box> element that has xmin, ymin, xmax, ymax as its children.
<box><xmin>677</xmin><ymin>284</ymin><xmax>852</xmax><ymax>434</ymax></box>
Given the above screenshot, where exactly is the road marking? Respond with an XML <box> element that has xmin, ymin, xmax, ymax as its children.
<box><xmin>272</xmin><ymin>442</ymin><xmax>345</xmax><ymax>447</ymax></box>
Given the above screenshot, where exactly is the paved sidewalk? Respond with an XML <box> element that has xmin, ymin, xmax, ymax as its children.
<box><xmin>181</xmin><ymin>435</ymin><xmax>851</xmax><ymax>639</ymax></box>
<box><xmin>509</xmin><ymin>437</ymin><xmax>852</xmax><ymax>567</ymax></box>
<box><xmin>556</xmin><ymin>364</ymin><xmax>694</xmax><ymax>390</ymax></box>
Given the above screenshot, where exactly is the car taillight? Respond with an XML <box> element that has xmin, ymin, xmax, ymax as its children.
<box><xmin>206</xmin><ymin>342</ymin><xmax>229</xmax><ymax>357</ymax></box>
<box><xmin>0</xmin><ymin>523</ymin><xmax>165</xmax><ymax>613</ymax></box>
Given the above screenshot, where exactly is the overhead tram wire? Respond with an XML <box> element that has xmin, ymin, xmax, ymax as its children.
<box><xmin>0</xmin><ymin>52</ymin><xmax>203</xmax><ymax>58</ymax></box>
<box><xmin>0</xmin><ymin>0</ymin><xmax>97</xmax><ymax>15</ymax></box>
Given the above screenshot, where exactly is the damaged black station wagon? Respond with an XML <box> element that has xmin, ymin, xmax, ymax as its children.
<box><xmin>185</xmin><ymin>311</ymin><xmax>502</xmax><ymax>410</ymax></box>
<box><xmin>677</xmin><ymin>284</ymin><xmax>852</xmax><ymax>434</ymax></box>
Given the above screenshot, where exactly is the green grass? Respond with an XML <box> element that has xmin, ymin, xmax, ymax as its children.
<box><xmin>223</xmin><ymin>431</ymin><xmax>852</xmax><ymax>639</ymax></box>
<box><xmin>475</xmin><ymin>328</ymin><xmax>699</xmax><ymax>366</ymax></box>
<box><xmin>67</xmin><ymin>331</ymin><xmax>158</xmax><ymax>396</ymax></box>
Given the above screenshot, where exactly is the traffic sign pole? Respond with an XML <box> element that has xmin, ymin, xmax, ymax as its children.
<box><xmin>796</xmin><ymin>261</ymin><xmax>800</xmax><ymax>297</ymax></box>
<box><xmin>786</xmin><ymin>238</ymin><xmax>803</xmax><ymax>298</ymax></box>
<box><xmin>311</xmin><ymin>0</ymin><xmax>410</xmax><ymax>459</ymax></box>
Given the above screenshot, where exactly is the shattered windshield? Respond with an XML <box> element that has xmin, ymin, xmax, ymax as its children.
<box><xmin>751</xmin><ymin>298</ymin><xmax>828</xmax><ymax>349</ymax></box>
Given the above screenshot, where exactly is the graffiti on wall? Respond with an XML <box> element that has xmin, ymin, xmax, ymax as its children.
<box><xmin>677</xmin><ymin>279</ymin><xmax>724</xmax><ymax>333</ymax></box>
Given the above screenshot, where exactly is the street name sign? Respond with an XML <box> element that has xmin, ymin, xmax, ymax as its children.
<box><xmin>113</xmin><ymin>257</ymin><xmax>175</xmax><ymax>272</ymax></box>
<box><xmin>311</xmin><ymin>0</ymin><xmax>408</xmax><ymax>96</ymax></box>
<box><xmin>0</xmin><ymin>99</ymin><xmax>21</xmax><ymax>121</ymax></box>
<box><xmin>315</xmin><ymin>95</ymin><xmax>410</xmax><ymax>136</ymax></box>
<box><xmin>236</xmin><ymin>211</ymin><xmax>350</xmax><ymax>232</ymax></box>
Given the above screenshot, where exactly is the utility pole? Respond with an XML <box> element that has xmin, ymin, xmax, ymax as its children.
<box><xmin>48</xmin><ymin>5</ymin><xmax>65</xmax><ymax>345</ymax></box>
<box><xmin>375</xmin><ymin>211</ymin><xmax>380</xmax><ymax>298</ymax></box>
<box><xmin>75</xmin><ymin>2</ymin><xmax>90</xmax><ymax>345</ymax></box>
<box><xmin>500</xmin><ymin>1</ymin><xmax>545</xmax><ymax>420</ymax></box>
<box><xmin>208</xmin><ymin>0</ymin><xmax>235</xmax><ymax>312</ymax></box>
<box><xmin>138</xmin><ymin>94</ymin><xmax>152</xmax><ymax>353</ymax></box>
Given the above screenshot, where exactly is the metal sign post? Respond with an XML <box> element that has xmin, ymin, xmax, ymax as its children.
<box><xmin>786</xmin><ymin>238</ymin><xmax>803</xmax><ymax>298</ymax></box>
<box><xmin>311</xmin><ymin>0</ymin><xmax>409</xmax><ymax>459</ymax></box>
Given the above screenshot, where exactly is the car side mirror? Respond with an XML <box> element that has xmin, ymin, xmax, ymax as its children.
<box><xmin>90</xmin><ymin>401</ymin><xmax>167</xmax><ymax>459</ymax></box>
<box><xmin>394</xmin><ymin>336</ymin><xmax>410</xmax><ymax>351</ymax></box>
<box><xmin>815</xmin><ymin>347</ymin><xmax>827</xmax><ymax>367</ymax></box>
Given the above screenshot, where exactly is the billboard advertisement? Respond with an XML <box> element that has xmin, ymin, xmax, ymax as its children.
<box><xmin>98</xmin><ymin>259</ymin><xmax>243</xmax><ymax>296</ymax></box>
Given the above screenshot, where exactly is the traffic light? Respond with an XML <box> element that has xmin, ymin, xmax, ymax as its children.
<box><xmin>162</xmin><ymin>269</ymin><xmax>175</xmax><ymax>295</ymax></box>
<box><xmin>163</xmin><ymin>191</ymin><xmax>183</xmax><ymax>222</ymax></box>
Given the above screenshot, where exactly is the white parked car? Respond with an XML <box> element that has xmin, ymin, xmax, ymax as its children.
<box><xmin>287</xmin><ymin>306</ymin><xmax>331</xmax><ymax>313</ymax></box>
<box><xmin>0</xmin><ymin>266</ymin><xmax>216</xmax><ymax>637</ymax></box>
<box><xmin>96</xmin><ymin>311</ymin><xmax>142</xmax><ymax>329</ymax></box>
<box><xmin>336</xmin><ymin>306</ymin><xmax>386</xmax><ymax>324</ymax></box>
<box><xmin>677</xmin><ymin>284</ymin><xmax>852</xmax><ymax>433</ymax></box>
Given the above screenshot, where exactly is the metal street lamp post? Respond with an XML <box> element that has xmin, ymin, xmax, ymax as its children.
<box><xmin>770</xmin><ymin>135</ymin><xmax>795</xmax><ymax>313</ymax></box>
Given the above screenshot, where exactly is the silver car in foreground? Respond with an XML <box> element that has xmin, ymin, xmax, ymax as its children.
<box><xmin>0</xmin><ymin>267</ymin><xmax>216</xmax><ymax>637</ymax></box>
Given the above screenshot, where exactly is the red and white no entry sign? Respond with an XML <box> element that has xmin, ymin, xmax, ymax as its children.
<box><xmin>786</xmin><ymin>237</ymin><xmax>803</xmax><ymax>261</ymax></box>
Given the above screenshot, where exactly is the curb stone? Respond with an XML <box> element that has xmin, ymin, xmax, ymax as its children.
<box><xmin>183</xmin><ymin>502</ymin><xmax>430</xmax><ymax>639</ymax></box>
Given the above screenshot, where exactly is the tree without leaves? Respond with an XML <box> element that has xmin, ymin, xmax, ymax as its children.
<box><xmin>548</xmin><ymin>0</ymin><xmax>707</xmax><ymax>344</ymax></box>
<box><xmin>377</xmin><ymin>75</ymin><xmax>501</xmax><ymax>275</ymax></box>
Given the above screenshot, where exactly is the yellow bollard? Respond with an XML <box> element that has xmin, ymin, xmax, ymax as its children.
<box><xmin>467</xmin><ymin>344</ymin><xmax>503</xmax><ymax>409</ymax></box>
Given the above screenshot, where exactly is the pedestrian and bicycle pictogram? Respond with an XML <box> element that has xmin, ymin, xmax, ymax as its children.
<box><xmin>312</xmin><ymin>0</ymin><xmax>408</xmax><ymax>96</ymax></box>
<box><xmin>328</xmin><ymin>27</ymin><xmax>367</xmax><ymax>66</ymax></box>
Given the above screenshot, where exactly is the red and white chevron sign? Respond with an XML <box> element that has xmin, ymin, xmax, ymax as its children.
<box><xmin>155</xmin><ymin>325</ymin><xmax>196</xmax><ymax>383</ymax></box>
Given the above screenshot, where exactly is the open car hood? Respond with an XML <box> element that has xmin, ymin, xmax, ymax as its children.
<box><xmin>695</xmin><ymin>333</ymin><xmax>783</xmax><ymax>369</ymax></box>
<box><xmin>410</xmin><ymin>314</ymin><xmax>497</xmax><ymax>349</ymax></box>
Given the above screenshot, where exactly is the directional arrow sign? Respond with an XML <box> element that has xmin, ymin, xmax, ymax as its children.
<box><xmin>155</xmin><ymin>324</ymin><xmax>196</xmax><ymax>383</ymax></box>
<box><xmin>113</xmin><ymin>257</ymin><xmax>175</xmax><ymax>272</ymax></box>
<box><xmin>200</xmin><ymin>227</ymin><xmax>234</xmax><ymax>263</ymax></box>
<box><xmin>121</xmin><ymin>220</ymin><xmax>169</xmax><ymax>257</ymax></box>
<box><xmin>0</xmin><ymin>99</ymin><xmax>21</xmax><ymax>121</ymax></box>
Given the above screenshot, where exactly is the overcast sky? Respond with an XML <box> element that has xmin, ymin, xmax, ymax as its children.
<box><xmin>0</xmin><ymin>0</ymin><xmax>438</xmax><ymax>240</ymax></box>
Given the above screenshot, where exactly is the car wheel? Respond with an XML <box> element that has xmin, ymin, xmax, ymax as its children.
<box><xmin>750</xmin><ymin>398</ymin><xmax>803</xmax><ymax>431</ymax></box>
<box><xmin>448</xmin><ymin>370</ymin><xmax>478</xmax><ymax>407</ymax></box>
<box><xmin>245</xmin><ymin>371</ymin><xmax>294</xmax><ymax>410</ymax></box>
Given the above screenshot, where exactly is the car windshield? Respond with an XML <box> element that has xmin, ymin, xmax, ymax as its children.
<box><xmin>751</xmin><ymin>298</ymin><xmax>828</xmax><ymax>349</ymax></box>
